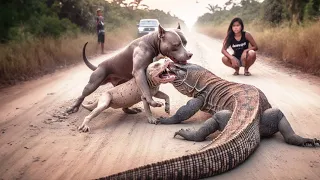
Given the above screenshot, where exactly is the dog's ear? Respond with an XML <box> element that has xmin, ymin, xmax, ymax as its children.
<box><xmin>177</xmin><ymin>23</ymin><xmax>181</xmax><ymax>30</ymax></box>
<box><xmin>158</xmin><ymin>24</ymin><xmax>165</xmax><ymax>38</ymax></box>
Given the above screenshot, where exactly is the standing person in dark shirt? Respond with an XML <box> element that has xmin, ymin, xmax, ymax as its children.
<box><xmin>96</xmin><ymin>8</ymin><xmax>105</xmax><ymax>54</ymax></box>
<box><xmin>221</xmin><ymin>17</ymin><xmax>258</xmax><ymax>76</ymax></box>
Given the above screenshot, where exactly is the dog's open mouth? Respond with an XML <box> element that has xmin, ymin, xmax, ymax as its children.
<box><xmin>158</xmin><ymin>66</ymin><xmax>176</xmax><ymax>82</ymax></box>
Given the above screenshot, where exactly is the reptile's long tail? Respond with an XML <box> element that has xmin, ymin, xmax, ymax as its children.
<box><xmin>98</xmin><ymin>87</ymin><xmax>261</xmax><ymax>180</ymax></box>
<box><xmin>83</xmin><ymin>42</ymin><xmax>97</xmax><ymax>71</ymax></box>
<box><xmin>82</xmin><ymin>100</ymin><xmax>98</xmax><ymax>111</ymax></box>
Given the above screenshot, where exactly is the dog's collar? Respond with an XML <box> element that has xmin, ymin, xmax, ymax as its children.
<box><xmin>158</xmin><ymin>38</ymin><xmax>165</xmax><ymax>56</ymax></box>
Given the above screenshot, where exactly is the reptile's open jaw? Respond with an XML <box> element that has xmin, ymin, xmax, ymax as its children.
<box><xmin>158</xmin><ymin>65</ymin><xmax>176</xmax><ymax>82</ymax></box>
<box><xmin>167</xmin><ymin>63</ymin><xmax>180</xmax><ymax>73</ymax></box>
<box><xmin>159</xmin><ymin>67</ymin><xmax>175</xmax><ymax>79</ymax></box>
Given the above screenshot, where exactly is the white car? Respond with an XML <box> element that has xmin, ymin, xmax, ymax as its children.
<box><xmin>137</xmin><ymin>19</ymin><xmax>160</xmax><ymax>37</ymax></box>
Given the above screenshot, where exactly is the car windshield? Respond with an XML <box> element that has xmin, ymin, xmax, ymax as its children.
<box><xmin>139</xmin><ymin>20</ymin><xmax>159</xmax><ymax>27</ymax></box>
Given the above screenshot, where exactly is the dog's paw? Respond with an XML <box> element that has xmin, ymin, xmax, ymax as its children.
<box><xmin>66</xmin><ymin>106</ymin><xmax>79</xmax><ymax>114</ymax></box>
<box><xmin>165</xmin><ymin>106</ymin><xmax>170</xmax><ymax>114</ymax></box>
<box><xmin>148</xmin><ymin>117</ymin><xmax>159</xmax><ymax>124</ymax></box>
<box><xmin>78</xmin><ymin>124</ymin><xmax>90</xmax><ymax>132</ymax></box>
<box><xmin>149</xmin><ymin>100</ymin><xmax>163</xmax><ymax>107</ymax></box>
<box><xmin>122</xmin><ymin>107</ymin><xmax>143</xmax><ymax>114</ymax></box>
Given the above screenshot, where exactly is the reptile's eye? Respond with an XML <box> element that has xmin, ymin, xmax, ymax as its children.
<box><xmin>153</xmin><ymin>63</ymin><xmax>160</xmax><ymax>67</ymax></box>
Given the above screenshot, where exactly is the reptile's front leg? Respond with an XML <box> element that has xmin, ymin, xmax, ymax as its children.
<box><xmin>154</xmin><ymin>91</ymin><xmax>170</xmax><ymax>114</ymax></box>
<box><xmin>159</xmin><ymin>97</ymin><xmax>204</xmax><ymax>124</ymax></box>
<box><xmin>174</xmin><ymin>110</ymin><xmax>232</xmax><ymax>142</ymax></box>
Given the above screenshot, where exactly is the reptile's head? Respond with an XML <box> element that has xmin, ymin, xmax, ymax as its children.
<box><xmin>164</xmin><ymin>61</ymin><xmax>190</xmax><ymax>95</ymax></box>
<box><xmin>167</xmin><ymin>62</ymin><xmax>204</xmax><ymax>97</ymax></box>
<box><xmin>146</xmin><ymin>58</ymin><xmax>176</xmax><ymax>87</ymax></box>
<box><xmin>167</xmin><ymin>62</ymin><xmax>188</xmax><ymax>80</ymax></box>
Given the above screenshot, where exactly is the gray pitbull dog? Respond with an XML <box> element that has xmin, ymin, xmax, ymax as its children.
<box><xmin>66</xmin><ymin>24</ymin><xmax>192</xmax><ymax>114</ymax></box>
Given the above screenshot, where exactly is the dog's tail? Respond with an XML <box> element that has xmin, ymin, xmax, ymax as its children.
<box><xmin>83</xmin><ymin>42</ymin><xmax>97</xmax><ymax>71</ymax></box>
<box><xmin>82</xmin><ymin>100</ymin><xmax>98</xmax><ymax>111</ymax></box>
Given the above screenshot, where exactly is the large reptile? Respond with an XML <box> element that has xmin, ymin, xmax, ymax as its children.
<box><xmin>159</xmin><ymin>63</ymin><xmax>320</xmax><ymax>147</ymax></box>
<box><xmin>78</xmin><ymin>58</ymin><xmax>176</xmax><ymax>132</ymax></box>
<box><xmin>98</xmin><ymin>61</ymin><xmax>319</xmax><ymax>179</ymax></box>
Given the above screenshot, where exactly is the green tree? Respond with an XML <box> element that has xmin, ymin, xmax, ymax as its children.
<box><xmin>0</xmin><ymin>0</ymin><xmax>51</xmax><ymax>42</ymax></box>
<box><xmin>304</xmin><ymin>0</ymin><xmax>320</xmax><ymax>20</ymax></box>
<box><xmin>262</xmin><ymin>0</ymin><xmax>286</xmax><ymax>24</ymax></box>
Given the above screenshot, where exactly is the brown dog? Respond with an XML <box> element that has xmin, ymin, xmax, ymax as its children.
<box><xmin>66</xmin><ymin>24</ymin><xmax>192</xmax><ymax>114</ymax></box>
<box><xmin>78</xmin><ymin>58</ymin><xmax>176</xmax><ymax>132</ymax></box>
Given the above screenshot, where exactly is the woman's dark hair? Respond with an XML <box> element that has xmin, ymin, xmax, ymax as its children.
<box><xmin>224</xmin><ymin>17</ymin><xmax>244</xmax><ymax>48</ymax></box>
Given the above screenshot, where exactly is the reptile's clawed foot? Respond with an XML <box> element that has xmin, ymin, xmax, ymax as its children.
<box><xmin>157</xmin><ymin>116</ymin><xmax>176</xmax><ymax>124</ymax></box>
<box><xmin>174</xmin><ymin>128</ymin><xmax>190</xmax><ymax>138</ymax></box>
<box><xmin>174</xmin><ymin>128</ymin><xmax>205</xmax><ymax>142</ymax></box>
<box><xmin>303</xmin><ymin>138</ymin><xmax>320</xmax><ymax>147</ymax></box>
<box><xmin>157</xmin><ymin>116</ymin><xmax>166</xmax><ymax>123</ymax></box>
<box><xmin>122</xmin><ymin>107</ymin><xmax>143</xmax><ymax>114</ymax></box>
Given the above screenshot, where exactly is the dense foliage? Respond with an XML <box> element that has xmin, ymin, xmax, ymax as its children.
<box><xmin>196</xmin><ymin>0</ymin><xmax>320</xmax><ymax>26</ymax></box>
<box><xmin>0</xmin><ymin>0</ymin><xmax>185</xmax><ymax>43</ymax></box>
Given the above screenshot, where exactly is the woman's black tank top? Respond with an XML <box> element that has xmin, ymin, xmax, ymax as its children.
<box><xmin>231</xmin><ymin>31</ymin><xmax>249</xmax><ymax>59</ymax></box>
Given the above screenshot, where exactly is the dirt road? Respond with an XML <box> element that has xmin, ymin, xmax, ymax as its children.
<box><xmin>0</xmin><ymin>32</ymin><xmax>319</xmax><ymax>180</ymax></box>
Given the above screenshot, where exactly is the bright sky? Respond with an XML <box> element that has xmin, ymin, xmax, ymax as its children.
<box><xmin>139</xmin><ymin>0</ymin><xmax>233</xmax><ymax>28</ymax></box>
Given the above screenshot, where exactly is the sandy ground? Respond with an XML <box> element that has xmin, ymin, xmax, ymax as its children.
<box><xmin>0</xmin><ymin>32</ymin><xmax>319</xmax><ymax>180</ymax></box>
